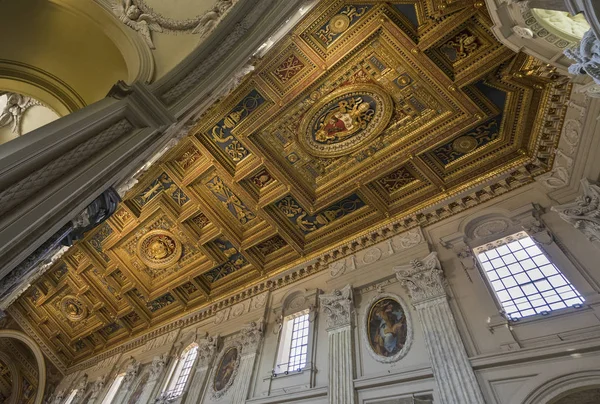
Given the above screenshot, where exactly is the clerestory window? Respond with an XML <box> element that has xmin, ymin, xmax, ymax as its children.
<box><xmin>474</xmin><ymin>231</ymin><xmax>584</xmax><ymax>321</ymax></box>
<box><xmin>162</xmin><ymin>343</ymin><xmax>198</xmax><ymax>398</ymax></box>
<box><xmin>274</xmin><ymin>309</ymin><xmax>310</xmax><ymax>374</ymax></box>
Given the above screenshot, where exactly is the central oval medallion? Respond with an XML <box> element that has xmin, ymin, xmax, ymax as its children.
<box><xmin>137</xmin><ymin>230</ymin><xmax>182</xmax><ymax>270</ymax></box>
<box><xmin>299</xmin><ymin>84</ymin><xmax>393</xmax><ymax>158</ymax></box>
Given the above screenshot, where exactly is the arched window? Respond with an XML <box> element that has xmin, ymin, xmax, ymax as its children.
<box><xmin>162</xmin><ymin>344</ymin><xmax>198</xmax><ymax>398</ymax></box>
<box><xmin>474</xmin><ymin>231</ymin><xmax>584</xmax><ymax>320</ymax></box>
<box><xmin>100</xmin><ymin>373</ymin><xmax>125</xmax><ymax>404</ymax></box>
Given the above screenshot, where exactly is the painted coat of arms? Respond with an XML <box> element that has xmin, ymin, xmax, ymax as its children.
<box><xmin>299</xmin><ymin>84</ymin><xmax>392</xmax><ymax>158</ymax></box>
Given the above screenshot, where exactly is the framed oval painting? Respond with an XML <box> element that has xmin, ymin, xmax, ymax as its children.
<box><xmin>363</xmin><ymin>293</ymin><xmax>412</xmax><ymax>363</ymax></box>
<box><xmin>212</xmin><ymin>346</ymin><xmax>240</xmax><ymax>398</ymax></box>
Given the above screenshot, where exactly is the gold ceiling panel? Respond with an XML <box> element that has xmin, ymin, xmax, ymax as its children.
<box><xmin>12</xmin><ymin>1</ymin><xmax>571</xmax><ymax>365</ymax></box>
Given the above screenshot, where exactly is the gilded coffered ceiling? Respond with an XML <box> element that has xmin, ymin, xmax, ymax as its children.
<box><xmin>11</xmin><ymin>0</ymin><xmax>571</xmax><ymax>365</ymax></box>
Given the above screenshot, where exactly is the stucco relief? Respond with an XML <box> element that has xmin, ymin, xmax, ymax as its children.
<box><xmin>329</xmin><ymin>228</ymin><xmax>424</xmax><ymax>278</ymax></box>
<box><xmin>552</xmin><ymin>179</ymin><xmax>600</xmax><ymax>243</ymax></box>
<box><xmin>319</xmin><ymin>285</ymin><xmax>354</xmax><ymax>330</ymax></box>
<box><xmin>394</xmin><ymin>252</ymin><xmax>447</xmax><ymax>304</ymax></box>
<box><xmin>111</xmin><ymin>0</ymin><xmax>239</xmax><ymax>49</ymax></box>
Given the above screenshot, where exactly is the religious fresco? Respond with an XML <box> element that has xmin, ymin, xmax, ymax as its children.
<box><xmin>367</xmin><ymin>297</ymin><xmax>408</xmax><ymax>359</ymax></box>
<box><xmin>11</xmin><ymin>1</ymin><xmax>573</xmax><ymax>365</ymax></box>
<box><xmin>214</xmin><ymin>347</ymin><xmax>239</xmax><ymax>393</ymax></box>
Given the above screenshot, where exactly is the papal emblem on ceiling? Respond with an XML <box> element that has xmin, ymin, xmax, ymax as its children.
<box><xmin>137</xmin><ymin>230</ymin><xmax>182</xmax><ymax>269</ymax></box>
<box><xmin>299</xmin><ymin>84</ymin><xmax>393</xmax><ymax>157</ymax></box>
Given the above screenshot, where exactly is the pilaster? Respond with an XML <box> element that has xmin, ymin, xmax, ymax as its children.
<box><xmin>394</xmin><ymin>253</ymin><xmax>485</xmax><ymax>404</ymax></box>
<box><xmin>230</xmin><ymin>320</ymin><xmax>264</xmax><ymax>404</ymax></box>
<box><xmin>114</xmin><ymin>360</ymin><xmax>140</xmax><ymax>404</ymax></box>
<box><xmin>319</xmin><ymin>285</ymin><xmax>355</xmax><ymax>404</ymax></box>
<box><xmin>137</xmin><ymin>355</ymin><xmax>167</xmax><ymax>404</ymax></box>
<box><xmin>182</xmin><ymin>335</ymin><xmax>218</xmax><ymax>404</ymax></box>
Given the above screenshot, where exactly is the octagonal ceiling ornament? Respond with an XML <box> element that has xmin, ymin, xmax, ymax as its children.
<box><xmin>60</xmin><ymin>295</ymin><xmax>88</xmax><ymax>322</ymax></box>
<box><xmin>298</xmin><ymin>84</ymin><xmax>393</xmax><ymax>158</ymax></box>
<box><xmin>137</xmin><ymin>230</ymin><xmax>182</xmax><ymax>269</ymax></box>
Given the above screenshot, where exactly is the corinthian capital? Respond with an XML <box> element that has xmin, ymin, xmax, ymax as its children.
<box><xmin>319</xmin><ymin>284</ymin><xmax>354</xmax><ymax>330</ymax></box>
<box><xmin>394</xmin><ymin>252</ymin><xmax>446</xmax><ymax>304</ymax></box>
<box><xmin>239</xmin><ymin>319</ymin><xmax>264</xmax><ymax>354</ymax></box>
<box><xmin>552</xmin><ymin>179</ymin><xmax>600</xmax><ymax>243</ymax></box>
<box><xmin>197</xmin><ymin>334</ymin><xmax>219</xmax><ymax>365</ymax></box>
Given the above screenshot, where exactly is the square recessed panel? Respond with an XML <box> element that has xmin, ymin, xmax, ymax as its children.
<box><xmin>260</xmin><ymin>43</ymin><xmax>317</xmax><ymax>96</ymax></box>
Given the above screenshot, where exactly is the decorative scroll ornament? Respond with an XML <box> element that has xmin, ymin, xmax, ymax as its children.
<box><xmin>552</xmin><ymin>179</ymin><xmax>600</xmax><ymax>243</ymax></box>
<box><xmin>60</xmin><ymin>296</ymin><xmax>88</xmax><ymax>322</ymax></box>
<box><xmin>74</xmin><ymin>374</ymin><xmax>88</xmax><ymax>400</ymax></box>
<box><xmin>394</xmin><ymin>252</ymin><xmax>447</xmax><ymax>304</ymax></box>
<box><xmin>149</xmin><ymin>354</ymin><xmax>167</xmax><ymax>380</ymax></box>
<box><xmin>319</xmin><ymin>284</ymin><xmax>354</xmax><ymax>330</ymax></box>
<box><xmin>197</xmin><ymin>335</ymin><xmax>219</xmax><ymax>365</ymax></box>
<box><xmin>111</xmin><ymin>0</ymin><xmax>238</xmax><ymax>49</ymax></box>
<box><xmin>0</xmin><ymin>92</ymin><xmax>43</xmax><ymax>135</ymax></box>
<box><xmin>91</xmin><ymin>375</ymin><xmax>106</xmax><ymax>396</ymax></box>
<box><xmin>239</xmin><ymin>319</ymin><xmax>264</xmax><ymax>354</ymax></box>
<box><xmin>137</xmin><ymin>230</ymin><xmax>182</xmax><ymax>269</ymax></box>
<box><xmin>123</xmin><ymin>359</ymin><xmax>140</xmax><ymax>384</ymax></box>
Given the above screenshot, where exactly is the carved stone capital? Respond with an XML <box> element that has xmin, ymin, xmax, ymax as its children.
<box><xmin>196</xmin><ymin>335</ymin><xmax>219</xmax><ymax>366</ymax></box>
<box><xmin>394</xmin><ymin>252</ymin><xmax>447</xmax><ymax>304</ymax></box>
<box><xmin>552</xmin><ymin>179</ymin><xmax>600</xmax><ymax>243</ymax></box>
<box><xmin>319</xmin><ymin>284</ymin><xmax>354</xmax><ymax>330</ymax></box>
<box><xmin>239</xmin><ymin>319</ymin><xmax>264</xmax><ymax>355</ymax></box>
<box><xmin>149</xmin><ymin>354</ymin><xmax>167</xmax><ymax>381</ymax></box>
<box><xmin>123</xmin><ymin>360</ymin><xmax>140</xmax><ymax>384</ymax></box>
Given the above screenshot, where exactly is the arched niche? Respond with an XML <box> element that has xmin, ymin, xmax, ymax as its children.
<box><xmin>0</xmin><ymin>350</ymin><xmax>22</xmax><ymax>404</ymax></box>
<box><xmin>551</xmin><ymin>387</ymin><xmax>600</xmax><ymax>403</ymax></box>
<box><xmin>0</xmin><ymin>0</ymin><xmax>154</xmax><ymax>110</ymax></box>
<box><xmin>0</xmin><ymin>330</ymin><xmax>46</xmax><ymax>404</ymax></box>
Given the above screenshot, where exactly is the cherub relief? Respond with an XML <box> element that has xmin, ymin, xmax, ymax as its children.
<box><xmin>112</xmin><ymin>0</ymin><xmax>162</xmax><ymax>49</ymax></box>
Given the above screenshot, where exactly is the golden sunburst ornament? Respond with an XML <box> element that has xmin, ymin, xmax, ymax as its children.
<box><xmin>137</xmin><ymin>230</ymin><xmax>182</xmax><ymax>270</ymax></box>
<box><xmin>329</xmin><ymin>14</ymin><xmax>351</xmax><ymax>34</ymax></box>
<box><xmin>452</xmin><ymin>136</ymin><xmax>478</xmax><ymax>154</ymax></box>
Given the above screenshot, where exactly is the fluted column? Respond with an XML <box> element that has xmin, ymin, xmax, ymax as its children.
<box><xmin>230</xmin><ymin>320</ymin><xmax>264</xmax><ymax>404</ymax></box>
<box><xmin>319</xmin><ymin>285</ymin><xmax>355</xmax><ymax>404</ymax></box>
<box><xmin>182</xmin><ymin>336</ymin><xmax>218</xmax><ymax>404</ymax></box>
<box><xmin>394</xmin><ymin>252</ymin><xmax>485</xmax><ymax>404</ymax></box>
